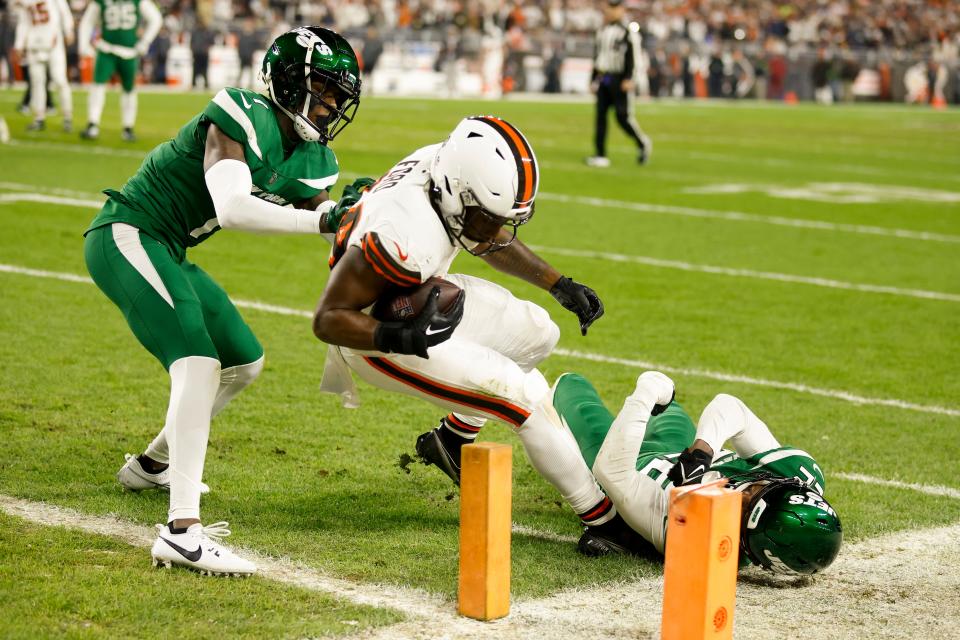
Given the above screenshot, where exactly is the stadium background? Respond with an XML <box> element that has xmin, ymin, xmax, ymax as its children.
<box><xmin>1</xmin><ymin>0</ymin><xmax>959</xmax><ymax>104</ymax></box>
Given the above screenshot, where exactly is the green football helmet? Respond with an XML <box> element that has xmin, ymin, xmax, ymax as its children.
<box><xmin>739</xmin><ymin>478</ymin><xmax>842</xmax><ymax>575</ymax></box>
<box><xmin>261</xmin><ymin>26</ymin><xmax>361</xmax><ymax>143</ymax></box>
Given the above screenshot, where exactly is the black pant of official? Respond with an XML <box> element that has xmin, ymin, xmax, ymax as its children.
<box><xmin>594</xmin><ymin>75</ymin><xmax>646</xmax><ymax>158</ymax></box>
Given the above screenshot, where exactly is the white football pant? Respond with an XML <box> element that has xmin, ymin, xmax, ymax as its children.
<box><xmin>341</xmin><ymin>274</ymin><xmax>609</xmax><ymax>516</ymax></box>
<box><xmin>27</xmin><ymin>45</ymin><xmax>72</xmax><ymax>121</ymax></box>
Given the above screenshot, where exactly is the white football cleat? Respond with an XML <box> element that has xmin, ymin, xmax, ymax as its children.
<box><xmin>117</xmin><ymin>453</ymin><xmax>209</xmax><ymax>494</ymax></box>
<box><xmin>151</xmin><ymin>522</ymin><xmax>256</xmax><ymax>576</ymax></box>
<box><xmin>585</xmin><ymin>156</ymin><xmax>611</xmax><ymax>168</ymax></box>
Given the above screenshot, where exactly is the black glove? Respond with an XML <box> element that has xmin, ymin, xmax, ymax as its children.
<box><xmin>549</xmin><ymin>276</ymin><xmax>604</xmax><ymax>336</ymax></box>
<box><xmin>650</xmin><ymin>390</ymin><xmax>675</xmax><ymax>416</ymax></box>
<box><xmin>373</xmin><ymin>287</ymin><xmax>465</xmax><ymax>358</ymax></box>
<box><xmin>666</xmin><ymin>448</ymin><xmax>713</xmax><ymax>487</ymax></box>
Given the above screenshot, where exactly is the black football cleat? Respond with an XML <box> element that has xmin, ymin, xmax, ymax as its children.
<box><xmin>122</xmin><ymin>127</ymin><xmax>137</xmax><ymax>142</ymax></box>
<box><xmin>415</xmin><ymin>427</ymin><xmax>461</xmax><ymax>486</ymax></box>
<box><xmin>577</xmin><ymin>513</ymin><xmax>658</xmax><ymax>558</ymax></box>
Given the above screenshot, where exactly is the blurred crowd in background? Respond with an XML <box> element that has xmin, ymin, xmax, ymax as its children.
<box><xmin>2</xmin><ymin>0</ymin><xmax>958</xmax><ymax>104</ymax></box>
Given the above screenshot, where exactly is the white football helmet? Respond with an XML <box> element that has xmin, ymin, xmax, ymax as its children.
<box><xmin>429</xmin><ymin>116</ymin><xmax>539</xmax><ymax>255</ymax></box>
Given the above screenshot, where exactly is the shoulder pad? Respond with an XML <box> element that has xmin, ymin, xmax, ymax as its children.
<box><xmin>204</xmin><ymin>88</ymin><xmax>274</xmax><ymax>161</ymax></box>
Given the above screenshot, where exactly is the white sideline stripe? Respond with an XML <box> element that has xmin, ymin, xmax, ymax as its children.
<box><xmin>835</xmin><ymin>472</ymin><xmax>960</xmax><ymax>500</ymax></box>
<box><xmin>0</xmin><ymin>494</ymin><xmax>449</xmax><ymax>620</ymax></box>
<box><xmin>536</xmin><ymin>192</ymin><xmax>960</xmax><ymax>244</ymax></box>
<box><xmin>550</xmin><ymin>348</ymin><xmax>960</xmax><ymax>418</ymax></box>
<box><xmin>529</xmin><ymin>244</ymin><xmax>960</xmax><ymax>303</ymax></box>
<box><xmin>3</xmin><ymin>191</ymin><xmax>958</xmax><ymax>303</ymax></box>
<box><xmin>2</xmin><ymin>262</ymin><xmax>958</xmax><ymax>419</ymax></box>
<box><xmin>3</xmin><ymin>492</ymin><xmax>958</xmax><ymax>640</ymax></box>
<box><xmin>6</xmin><ymin>139</ymin><xmax>148</xmax><ymax>159</ymax></box>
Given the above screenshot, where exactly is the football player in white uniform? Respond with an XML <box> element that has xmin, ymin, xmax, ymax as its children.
<box><xmin>13</xmin><ymin>0</ymin><xmax>74</xmax><ymax>132</ymax></box>
<box><xmin>314</xmin><ymin>116</ymin><xmax>650</xmax><ymax>546</ymax></box>
<box><xmin>552</xmin><ymin>370</ymin><xmax>843</xmax><ymax>574</ymax></box>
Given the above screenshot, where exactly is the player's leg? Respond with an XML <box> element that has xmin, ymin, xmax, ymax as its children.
<box><xmin>49</xmin><ymin>45</ymin><xmax>72</xmax><ymax>131</ymax></box>
<box><xmin>83</xmin><ymin>53</ymin><xmax>114</xmax><ymax>139</ymax></box>
<box><xmin>118</xmin><ymin>57</ymin><xmax>138</xmax><ymax>141</ymax></box>
<box><xmin>342</xmin><ymin>341</ymin><xmax>612</xmax><ymax>527</ymax></box>
<box><xmin>141</xmin><ymin>260</ymin><xmax>265</xmax><ymax>467</ymax></box>
<box><xmin>696</xmin><ymin>393</ymin><xmax>779</xmax><ymax>458</ymax></box>
<box><xmin>26</xmin><ymin>57</ymin><xmax>47</xmax><ymax>130</ymax></box>
<box><xmin>550</xmin><ymin>372</ymin><xmax>616</xmax><ymax>470</ymax></box>
<box><xmin>423</xmin><ymin>274</ymin><xmax>560</xmax><ymax>455</ymax></box>
<box><xmin>84</xmin><ymin>221</ymin><xmax>254</xmax><ymax>574</ymax></box>
<box><xmin>613</xmin><ymin>86</ymin><xmax>652</xmax><ymax>164</ymax></box>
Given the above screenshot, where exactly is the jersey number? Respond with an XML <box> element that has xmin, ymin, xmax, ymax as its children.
<box><xmin>28</xmin><ymin>1</ymin><xmax>50</xmax><ymax>25</ymax></box>
<box><xmin>104</xmin><ymin>2</ymin><xmax>137</xmax><ymax>31</ymax></box>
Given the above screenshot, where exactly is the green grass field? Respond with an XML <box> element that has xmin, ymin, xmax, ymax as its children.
<box><xmin>1</xmin><ymin>88</ymin><xmax>958</xmax><ymax>638</ymax></box>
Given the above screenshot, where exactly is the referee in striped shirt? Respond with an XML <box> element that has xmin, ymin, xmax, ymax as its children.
<box><xmin>586</xmin><ymin>0</ymin><xmax>652</xmax><ymax>168</ymax></box>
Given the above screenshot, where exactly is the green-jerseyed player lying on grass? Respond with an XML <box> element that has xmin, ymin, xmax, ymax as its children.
<box><xmin>82</xmin><ymin>26</ymin><xmax>370</xmax><ymax>576</ymax></box>
<box><xmin>551</xmin><ymin>371</ymin><xmax>843</xmax><ymax>575</ymax></box>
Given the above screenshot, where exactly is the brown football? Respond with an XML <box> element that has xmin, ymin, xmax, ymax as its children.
<box><xmin>371</xmin><ymin>277</ymin><xmax>464</xmax><ymax>322</ymax></box>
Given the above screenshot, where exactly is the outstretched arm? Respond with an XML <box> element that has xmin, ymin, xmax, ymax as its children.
<box><xmin>481</xmin><ymin>232</ymin><xmax>604</xmax><ymax>335</ymax></box>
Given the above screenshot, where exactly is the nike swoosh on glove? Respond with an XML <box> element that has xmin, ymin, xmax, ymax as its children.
<box><xmin>667</xmin><ymin>448</ymin><xmax>713</xmax><ymax>486</ymax></box>
<box><xmin>550</xmin><ymin>276</ymin><xmax>604</xmax><ymax>335</ymax></box>
<box><xmin>374</xmin><ymin>287</ymin><xmax>465</xmax><ymax>358</ymax></box>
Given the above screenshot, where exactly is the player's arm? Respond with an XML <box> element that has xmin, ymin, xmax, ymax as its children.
<box><xmin>693</xmin><ymin>394</ymin><xmax>780</xmax><ymax>459</ymax></box>
<box><xmin>481</xmin><ymin>231</ymin><xmax>603</xmax><ymax>335</ymax></box>
<box><xmin>203</xmin><ymin>124</ymin><xmax>344</xmax><ymax>234</ymax></box>
<box><xmin>13</xmin><ymin>3</ymin><xmax>28</xmax><ymax>57</ymax></box>
<box><xmin>77</xmin><ymin>2</ymin><xmax>100</xmax><ymax>57</ymax></box>
<box><xmin>312</xmin><ymin>247</ymin><xmax>464</xmax><ymax>358</ymax></box>
<box><xmin>56</xmin><ymin>0</ymin><xmax>75</xmax><ymax>45</ymax></box>
<box><xmin>135</xmin><ymin>0</ymin><xmax>163</xmax><ymax>55</ymax></box>
<box><xmin>592</xmin><ymin>372</ymin><xmax>675</xmax><ymax>525</ymax></box>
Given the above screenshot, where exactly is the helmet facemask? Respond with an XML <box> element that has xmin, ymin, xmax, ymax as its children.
<box><xmin>266</xmin><ymin>62</ymin><xmax>360</xmax><ymax>143</ymax></box>
<box><xmin>436</xmin><ymin>185</ymin><xmax>534</xmax><ymax>257</ymax></box>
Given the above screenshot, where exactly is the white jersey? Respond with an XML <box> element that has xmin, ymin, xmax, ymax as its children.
<box><xmin>331</xmin><ymin>144</ymin><xmax>458</xmax><ymax>287</ymax></box>
<box><xmin>14</xmin><ymin>0</ymin><xmax>74</xmax><ymax>52</ymax></box>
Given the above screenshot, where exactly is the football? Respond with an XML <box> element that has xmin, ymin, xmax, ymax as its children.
<box><xmin>371</xmin><ymin>277</ymin><xmax>464</xmax><ymax>322</ymax></box>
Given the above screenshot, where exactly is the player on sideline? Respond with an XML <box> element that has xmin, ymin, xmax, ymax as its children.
<box><xmin>83</xmin><ymin>27</ymin><xmax>363</xmax><ymax>575</ymax></box>
<box><xmin>552</xmin><ymin>371</ymin><xmax>842</xmax><ymax>574</ymax></box>
<box><xmin>77</xmin><ymin>0</ymin><xmax>162</xmax><ymax>142</ymax></box>
<box><xmin>13</xmin><ymin>0</ymin><xmax>75</xmax><ymax>132</ymax></box>
<box><xmin>313</xmin><ymin>117</ymin><xmax>651</xmax><ymax>548</ymax></box>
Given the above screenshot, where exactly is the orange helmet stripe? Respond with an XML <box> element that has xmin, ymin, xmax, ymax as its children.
<box><xmin>472</xmin><ymin>116</ymin><xmax>538</xmax><ymax>208</ymax></box>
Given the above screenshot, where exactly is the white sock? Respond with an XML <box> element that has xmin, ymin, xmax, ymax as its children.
<box><xmin>515</xmin><ymin>391</ymin><xmax>607</xmax><ymax>515</ymax></box>
<box><xmin>166</xmin><ymin>356</ymin><xmax>220</xmax><ymax>521</ymax></box>
<box><xmin>120</xmin><ymin>91</ymin><xmax>137</xmax><ymax>128</ymax></box>
<box><xmin>144</xmin><ymin>356</ymin><xmax>264</xmax><ymax>464</ymax></box>
<box><xmin>59</xmin><ymin>82</ymin><xmax>73</xmax><ymax>120</ymax></box>
<box><xmin>87</xmin><ymin>84</ymin><xmax>106</xmax><ymax>125</ymax></box>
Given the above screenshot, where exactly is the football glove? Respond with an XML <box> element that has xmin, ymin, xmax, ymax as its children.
<box><xmin>550</xmin><ymin>276</ymin><xmax>604</xmax><ymax>336</ymax></box>
<box><xmin>373</xmin><ymin>287</ymin><xmax>465</xmax><ymax>358</ymax></box>
<box><xmin>319</xmin><ymin>177</ymin><xmax>376</xmax><ymax>233</ymax></box>
<box><xmin>667</xmin><ymin>448</ymin><xmax>712</xmax><ymax>487</ymax></box>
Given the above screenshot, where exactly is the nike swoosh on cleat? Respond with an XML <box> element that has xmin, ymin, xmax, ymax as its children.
<box><xmin>161</xmin><ymin>536</ymin><xmax>203</xmax><ymax>562</ymax></box>
<box><xmin>425</xmin><ymin>326</ymin><xmax>451</xmax><ymax>336</ymax></box>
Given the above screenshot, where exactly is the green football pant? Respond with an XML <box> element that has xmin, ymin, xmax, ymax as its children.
<box><xmin>84</xmin><ymin>222</ymin><xmax>263</xmax><ymax>371</ymax></box>
<box><xmin>552</xmin><ymin>373</ymin><xmax>696</xmax><ymax>470</ymax></box>
<box><xmin>93</xmin><ymin>52</ymin><xmax>138</xmax><ymax>92</ymax></box>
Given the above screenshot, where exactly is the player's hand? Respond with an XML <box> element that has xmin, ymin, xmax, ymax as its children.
<box><xmin>373</xmin><ymin>287</ymin><xmax>465</xmax><ymax>358</ymax></box>
<box><xmin>134</xmin><ymin>41</ymin><xmax>148</xmax><ymax>56</ymax></box>
<box><xmin>323</xmin><ymin>177</ymin><xmax>375</xmax><ymax>232</ymax></box>
<box><xmin>64</xmin><ymin>33</ymin><xmax>75</xmax><ymax>47</ymax></box>
<box><xmin>635</xmin><ymin>370</ymin><xmax>675</xmax><ymax>414</ymax></box>
<box><xmin>550</xmin><ymin>276</ymin><xmax>604</xmax><ymax>335</ymax></box>
<box><xmin>667</xmin><ymin>448</ymin><xmax>712</xmax><ymax>486</ymax></box>
<box><xmin>621</xmin><ymin>78</ymin><xmax>635</xmax><ymax>92</ymax></box>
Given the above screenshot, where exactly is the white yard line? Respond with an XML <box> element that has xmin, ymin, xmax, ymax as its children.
<box><xmin>2</xmin><ymin>262</ymin><xmax>958</xmax><ymax>419</ymax></box>
<box><xmin>535</xmin><ymin>192</ymin><xmax>960</xmax><ymax>244</ymax></box>
<box><xmin>529</xmin><ymin>244</ymin><xmax>960</xmax><ymax>302</ymax></box>
<box><xmin>3</xmin><ymin>190</ymin><xmax>958</xmax><ymax>302</ymax></box>
<box><xmin>4</xmin><ymin>159</ymin><xmax>958</xmax><ymax>244</ymax></box>
<box><xmin>2</xmin><ymin>492</ymin><xmax>958</xmax><ymax>640</ymax></box>
<box><xmin>834</xmin><ymin>472</ymin><xmax>960</xmax><ymax>500</ymax></box>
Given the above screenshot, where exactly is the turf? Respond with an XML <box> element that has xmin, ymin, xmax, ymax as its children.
<box><xmin>0</xmin><ymin>88</ymin><xmax>958</xmax><ymax>631</ymax></box>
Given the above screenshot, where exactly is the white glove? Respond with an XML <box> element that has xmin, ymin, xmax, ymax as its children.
<box><xmin>634</xmin><ymin>371</ymin><xmax>675</xmax><ymax>413</ymax></box>
<box><xmin>134</xmin><ymin>41</ymin><xmax>148</xmax><ymax>56</ymax></box>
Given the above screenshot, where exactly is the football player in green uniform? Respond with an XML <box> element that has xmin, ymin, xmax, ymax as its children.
<box><xmin>83</xmin><ymin>26</ymin><xmax>363</xmax><ymax>575</ymax></box>
<box><xmin>77</xmin><ymin>0</ymin><xmax>162</xmax><ymax>141</ymax></box>
<box><xmin>551</xmin><ymin>370</ymin><xmax>842</xmax><ymax>575</ymax></box>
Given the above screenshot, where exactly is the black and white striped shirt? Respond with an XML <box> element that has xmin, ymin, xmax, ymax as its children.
<box><xmin>593</xmin><ymin>20</ymin><xmax>642</xmax><ymax>80</ymax></box>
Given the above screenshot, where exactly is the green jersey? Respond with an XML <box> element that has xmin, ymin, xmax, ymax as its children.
<box><xmin>97</xmin><ymin>0</ymin><xmax>141</xmax><ymax>47</ymax></box>
<box><xmin>86</xmin><ymin>87</ymin><xmax>339</xmax><ymax>257</ymax></box>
